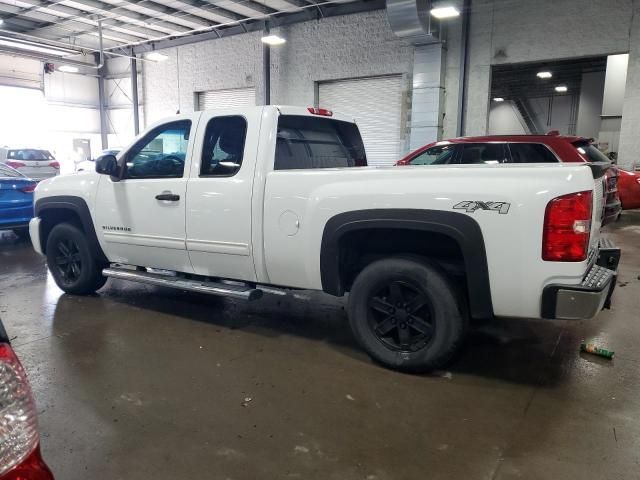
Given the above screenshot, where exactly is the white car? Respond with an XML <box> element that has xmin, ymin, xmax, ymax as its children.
<box><xmin>0</xmin><ymin>148</ymin><xmax>60</xmax><ymax>181</ymax></box>
<box><xmin>75</xmin><ymin>148</ymin><xmax>121</xmax><ymax>173</ymax></box>
<box><xmin>28</xmin><ymin>106</ymin><xmax>620</xmax><ymax>372</ymax></box>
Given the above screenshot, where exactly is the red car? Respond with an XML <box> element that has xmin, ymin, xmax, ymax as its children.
<box><xmin>617</xmin><ymin>168</ymin><xmax>640</xmax><ymax>210</ymax></box>
<box><xmin>396</xmin><ymin>133</ymin><xmax>622</xmax><ymax>224</ymax></box>
<box><xmin>0</xmin><ymin>319</ymin><xmax>54</xmax><ymax>480</ymax></box>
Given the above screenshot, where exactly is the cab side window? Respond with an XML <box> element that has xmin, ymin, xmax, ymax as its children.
<box><xmin>200</xmin><ymin>116</ymin><xmax>247</xmax><ymax>177</ymax></box>
<box><xmin>409</xmin><ymin>145</ymin><xmax>456</xmax><ymax>165</ymax></box>
<box><xmin>124</xmin><ymin>120</ymin><xmax>191</xmax><ymax>179</ymax></box>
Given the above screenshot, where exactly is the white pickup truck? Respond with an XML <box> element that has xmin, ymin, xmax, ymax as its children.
<box><xmin>29</xmin><ymin>106</ymin><xmax>620</xmax><ymax>372</ymax></box>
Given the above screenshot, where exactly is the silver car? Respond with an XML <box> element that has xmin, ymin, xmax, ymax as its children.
<box><xmin>0</xmin><ymin>148</ymin><xmax>60</xmax><ymax>181</ymax></box>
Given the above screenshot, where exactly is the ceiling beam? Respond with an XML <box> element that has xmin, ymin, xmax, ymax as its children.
<box><xmin>150</xmin><ymin>0</ymin><xmax>247</xmax><ymax>24</ymax></box>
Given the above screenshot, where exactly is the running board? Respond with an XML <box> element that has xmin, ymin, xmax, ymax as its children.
<box><xmin>102</xmin><ymin>267</ymin><xmax>263</xmax><ymax>301</ymax></box>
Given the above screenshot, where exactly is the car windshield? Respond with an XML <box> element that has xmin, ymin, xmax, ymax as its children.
<box><xmin>574</xmin><ymin>141</ymin><xmax>610</xmax><ymax>163</ymax></box>
<box><xmin>0</xmin><ymin>164</ymin><xmax>25</xmax><ymax>178</ymax></box>
<box><xmin>8</xmin><ymin>149</ymin><xmax>54</xmax><ymax>161</ymax></box>
<box><xmin>409</xmin><ymin>144</ymin><xmax>456</xmax><ymax>165</ymax></box>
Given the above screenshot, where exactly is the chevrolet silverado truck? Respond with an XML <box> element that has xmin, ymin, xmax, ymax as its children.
<box><xmin>29</xmin><ymin>106</ymin><xmax>620</xmax><ymax>372</ymax></box>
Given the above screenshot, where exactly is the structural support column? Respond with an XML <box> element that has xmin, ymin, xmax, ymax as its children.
<box><xmin>98</xmin><ymin>64</ymin><xmax>108</xmax><ymax>150</ymax></box>
<box><xmin>409</xmin><ymin>43</ymin><xmax>445</xmax><ymax>150</ymax></box>
<box><xmin>131</xmin><ymin>54</ymin><xmax>140</xmax><ymax>136</ymax></box>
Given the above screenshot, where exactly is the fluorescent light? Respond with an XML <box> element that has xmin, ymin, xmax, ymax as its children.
<box><xmin>430</xmin><ymin>6</ymin><xmax>460</xmax><ymax>18</ymax></box>
<box><xmin>261</xmin><ymin>34</ymin><xmax>286</xmax><ymax>46</ymax></box>
<box><xmin>555</xmin><ymin>85</ymin><xmax>568</xmax><ymax>92</ymax></box>
<box><xmin>493</xmin><ymin>97</ymin><xmax>505</xmax><ymax>102</ymax></box>
<box><xmin>0</xmin><ymin>37</ymin><xmax>79</xmax><ymax>57</ymax></box>
<box><xmin>0</xmin><ymin>19</ymin><xmax>4</xmax><ymax>26</ymax></box>
<box><xmin>537</xmin><ymin>71</ymin><xmax>552</xmax><ymax>79</ymax></box>
<box><xmin>146</xmin><ymin>51</ymin><xmax>169</xmax><ymax>62</ymax></box>
<box><xmin>58</xmin><ymin>65</ymin><xmax>78</xmax><ymax>73</ymax></box>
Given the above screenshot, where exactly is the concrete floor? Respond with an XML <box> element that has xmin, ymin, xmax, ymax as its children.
<box><xmin>1</xmin><ymin>213</ymin><xmax>639</xmax><ymax>480</ymax></box>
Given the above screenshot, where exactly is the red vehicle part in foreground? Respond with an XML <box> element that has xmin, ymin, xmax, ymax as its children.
<box><xmin>0</xmin><ymin>341</ymin><xmax>54</xmax><ymax>480</ymax></box>
<box><xmin>396</xmin><ymin>133</ymin><xmax>622</xmax><ymax>224</ymax></box>
<box><xmin>617</xmin><ymin>168</ymin><xmax>640</xmax><ymax>210</ymax></box>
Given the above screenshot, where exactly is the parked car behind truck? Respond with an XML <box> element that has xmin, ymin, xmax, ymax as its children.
<box><xmin>29</xmin><ymin>106</ymin><xmax>619</xmax><ymax>372</ymax></box>
<box><xmin>396</xmin><ymin>133</ymin><xmax>622</xmax><ymax>224</ymax></box>
<box><xmin>0</xmin><ymin>163</ymin><xmax>36</xmax><ymax>238</ymax></box>
<box><xmin>0</xmin><ymin>148</ymin><xmax>60</xmax><ymax>181</ymax></box>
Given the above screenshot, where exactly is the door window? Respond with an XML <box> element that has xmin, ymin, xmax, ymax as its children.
<box><xmin>508</xmin><ymin>143</ymin><xmax>558</xmax><ymax>163</ymax></box>
<box><xmin>408</xmin><ymin>145</ymin><xmax>456</xmax><ymax>165</ymax></box>
<box><xmin>200</xmin><ymin>116</ymin><xmax>247</xmax><ymax>177</ymax></box>
<box><xmin>124</xmin><ymin>120</ymin><xmax>191</xmax><ymax>179</ymax></box>
<box><xmin>457</xmin><ymin>143</ymin><xmax>507</xmax><ymax>164</ymax></box>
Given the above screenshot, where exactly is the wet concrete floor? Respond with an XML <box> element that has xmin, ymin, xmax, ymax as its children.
<box><xmin>1</xmin><ymin>212</ymin><xmax>639</xmax><ymax>480</ymax></box>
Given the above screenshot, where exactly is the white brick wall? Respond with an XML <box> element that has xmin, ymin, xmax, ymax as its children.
<box><xmin>142</xmin><ymin>10</ymin><xmax>414</xmax><ymax>125</ymax></box>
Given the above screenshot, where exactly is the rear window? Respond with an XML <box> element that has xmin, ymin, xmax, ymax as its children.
<box><xmin>574</xmin><ymin>141</ymin><xmax>610</xmax><ymax>163</ymax></box>
<box><xmin>8</xmin><ymin>149</ymin><xmax>54</xmax><ymax>161</ymax></box>
<box><xmin>0</xmin><ymin>164</ymin><xmax>24</xmax><ymax>177</ymax></box>
<box><xmin>274</xmin><ymin>115</ymin><xmax>367</xmax><ymax>170</ymax></box>
<box><xmin>508</xmin><ymin>143</ymin><xmax>558</xmax><ymax>163</ymax></box>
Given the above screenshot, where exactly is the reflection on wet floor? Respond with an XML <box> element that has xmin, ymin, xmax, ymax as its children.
<box><xmin>1</xmin><ymin>212</ymin><xmax>639</xmax><ymax>480</ymax></box>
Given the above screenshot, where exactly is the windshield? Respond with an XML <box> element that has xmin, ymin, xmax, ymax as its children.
<box><xmin>0</xmin><ymin>164</ymin><xmax>25</xmax><ymax>178</ymax></box>
<box><xmin>409</xmin><ymin>144</ymin><xmax>456</xmax><ymax>165</ymax></box>
<box><xmin>8</xmin><ymin>149</ymin><xmax>55</xmax><ymax>161</ymax></box>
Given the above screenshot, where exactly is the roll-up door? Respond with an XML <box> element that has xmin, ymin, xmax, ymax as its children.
<box><xmin>318</xmin><ymin>75</ymin><xmax>403</xmax><ymax>166</ymax></box>
<box><xmin>196</xmin><ymin>87</ymin><xmax>256</xmax><ymax>110</ymax></box>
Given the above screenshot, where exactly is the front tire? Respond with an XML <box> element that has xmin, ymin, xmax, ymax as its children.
<box><xmin>348</xmin><ymin>258</ymin><xmax>465</xmax><ymax>373</ymax></box>
<box><xmin>46</xmin><ymin>223</ymin><xmax>107</xmax><ymax>295</ymax></box>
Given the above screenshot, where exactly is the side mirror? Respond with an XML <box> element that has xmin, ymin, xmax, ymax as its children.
<box><xmin>95</xmin><ymin>154</ymin><xmax>119</xmax><ymax>181</ymax></box>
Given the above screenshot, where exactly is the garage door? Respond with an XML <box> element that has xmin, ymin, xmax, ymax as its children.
<box><xmin>0</xmin><ymin>54</ymin><xmax>42</xmax><ymax>89</ymax></box>
<box><xmin>196</xmin><ymin>87</ymin><xmax>256</xmax><ymax>110</ymax></box>
<box><xmin>318</xmin><ymin>76</ymin><xmax>403</xmax><ymax>166</ymax></box>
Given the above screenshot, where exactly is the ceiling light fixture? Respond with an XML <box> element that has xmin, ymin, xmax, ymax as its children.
<box><xmin>58</xmin><ymin>65</ymin><xmax>79</xmax><ymax>73</ymax></box>
<box><xmin>555</xmin><ymin>85</ymin><xmax>568</xmax><ymax>92</ymax></box>
<box><xmin>0</xmin><ymin>19</ymin><xmax>4</xmax><ymax>26</ymax></box>
<box><xmin>537</xmin><ymin>71</ymin><xmax>552</xmax><ymax>79</ymax></box>
<box><xmin>493</xmin><ymin>97</ymin><xmax>505</xmax><ymax>102</ymax></box>
<box><xmin>146</xmin><ymin>51</ymin><xmax>169</xmax><ymax>62</ymax></box>
<box><xmin>261</xmin><ymin>34</ymin><xmax>286</xmax><ymax>46</ymax></box>
<box><xmin>430</xmin><ymin>6</ymin><xmax>460</xmax><ymax>19</ymax></box>
<box><xmin>0</xmin><ymin>36</ymin><xmax>79</xmax><ymax>57</ymax></box>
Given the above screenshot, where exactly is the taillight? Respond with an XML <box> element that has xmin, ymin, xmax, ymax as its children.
<box><xmin>0</xmin><ymin>344</ymin><xmax>43</xmax><ymax>478</ymax></box>
<box><xmin>20</xmin><ymin>184</ymin><xmax>37</xmax><ymax>193</ymax></box>
<box><xmin>48</xmin><ymin>161</ymin><xmax>60</xmax><ymax>169</ymax></box>
<box><xmin>6</xmin><ymin>161</ymin><xmax>25</xmax><ymax>169</ymax></box>
<box><xmin>307</xmin><ymin>107</ymin><xmax>333</xmax><ymax>117</ymax></box>
<box><xmin>542</xmin><ymin>191</ymin><xmax>593</xmax><ymax>262</ymax></box>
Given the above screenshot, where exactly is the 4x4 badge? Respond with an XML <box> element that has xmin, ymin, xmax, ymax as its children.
<box><xmin>453</xmin><ymin>201</ymin><xmax>510</xmax><ymax>214</ymax></box>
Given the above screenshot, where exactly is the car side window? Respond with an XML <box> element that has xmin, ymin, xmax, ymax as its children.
<box><xmin>508</xmin><ymin>143</ymin><xmax>558</xmax><ymax>163</ymax></box>
<box><xmin>457</xmin><ymin>143</ymin><xmax>507</xmax><ymax>164</ymax></box>
<box><xmin>409</xmin><ymin>145</ymin><xmax>456</xmax><ymax>165</ymax></box>
<box><xmin>200</xmin><ymin>116</ymin><xmax>247</xmax><ymax>177</ymax></box>
<box><xmin>123</xmin><ymin>120</ymin><xmax>191</xmax><ymax>179</ymax></box>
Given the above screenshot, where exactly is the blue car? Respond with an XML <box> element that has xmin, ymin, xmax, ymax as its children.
<box><xmin>0</xmin><ymin>163</ymin><xmax>37</xmax><ymax>238</ymax></box>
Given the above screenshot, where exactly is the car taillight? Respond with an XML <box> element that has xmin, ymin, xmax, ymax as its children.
<box><xmin>542</xmin><ymin>191</ymin><xmax>592</xmax><ymax>262</ymax></box>
<box><xmin>6</xmin><ymin>161</ymin><xmax>25</xmax><ymax>169</ymax></box>
<box><xmin>0</xmin><ymin>344</ymin><xmax>50</xmax><ymax>479</ymax></box>
<box><xmin>48</xmin><ymin>161</ymin><xmax>60</xmax><ymax>169</ymax></box>
<box><xmin>307</xmin><ymin>107</ymin><xmax>333</xmax><ymax>116</ymax></box>
<box><xmin>20</xmin><ymin>184</ymin><xmax>37</xmax><ymax>193</ymax></box>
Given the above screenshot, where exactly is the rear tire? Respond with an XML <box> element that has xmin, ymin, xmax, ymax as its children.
<box><xmin>348</xmin><ymin>258</ymin><xmax>465</xmax><ymax>373</ymax></box>
<box><xmin>46</xmin><ymin>222</ymin><xmax>107</xmax><ymax>295</ymax></box>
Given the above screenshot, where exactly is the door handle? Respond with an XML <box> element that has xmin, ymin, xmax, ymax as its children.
<box><xmin>155</xmin><ymin>193</ymin><xmax>180</xmax><ymax>201</ymax></box>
